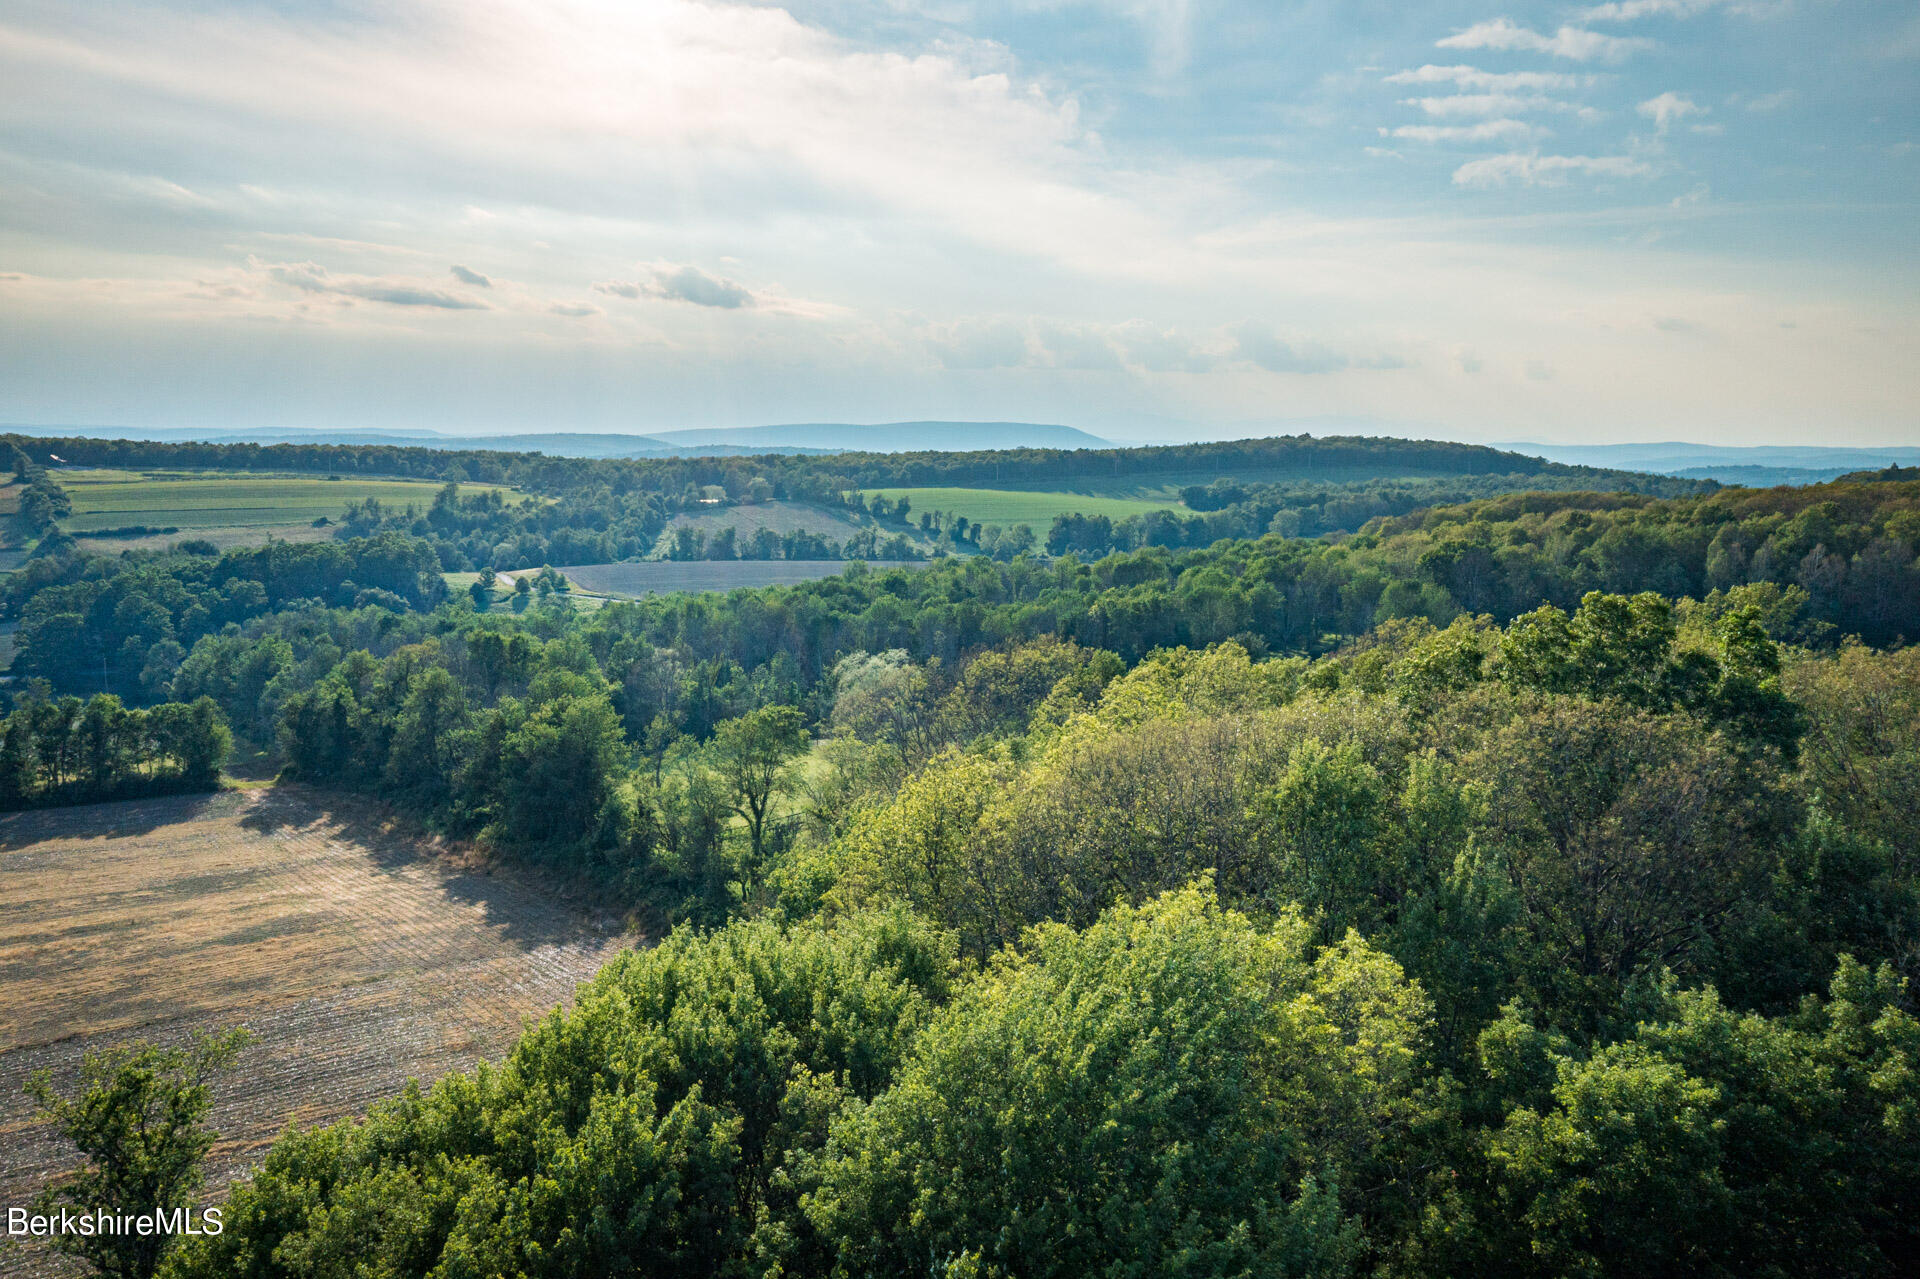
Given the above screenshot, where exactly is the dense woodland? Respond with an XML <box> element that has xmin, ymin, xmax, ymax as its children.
<box><xmin>9</xmin><ymin>438</ymin><xmax>1920</xmax><ymax>1278</ymax></box>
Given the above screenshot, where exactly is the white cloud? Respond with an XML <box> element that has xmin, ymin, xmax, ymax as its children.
<box><xmin>1452</xmin><ymin>152</ymin><xmax>1655</xmax><ymax>186</ymax></box>
<box><xmin>1111</xmin><ymin>320</ymin><xmax>1215</xmax><ymax>372</ymax></box>
<box><xmin>1637</xmin><ymin>91</ymin><xmax>1705</xmax><ymax>132</ymax></box>
<box><xmin>1226</xmin><ymin>323</ymin><xmax>1403</xmax><ymax>375</ymax></box>
<box><xmin>0</xmin><ymin>0</ymin><xmax>1118</xmax><ymax>277</ymax></box>
<box><xmin>1036</xmin><ymin>321</ymin><xmax>1124</xmax><ymax>370</ymax></box>
<box><xmin>0</xmin><ymin>0</ymin><xmax>1912</xmax><ymax>444</ymax></box>
<box><xmin>257</xmin><ymin>259</ymin><xmax>490</xmax><ymax>309</ymax></box>
<box><xmin>1385</xmin><ymin>65</ymin><xmax>1587</xmax><ymax>92</ymax></box>
<box><xmin>924</xmin><ymin>318</ymin><xmax>1033</xmax><ymax>369</ymax></box>
<box><xmin>1579</xmin><ymin>0</ymin><xmax>1736</xmax><ymax>21</ymax></box>
<box><xmin>647</xmin><ymin>264</ymin><xmax>754</xmax><ymax>309</ymax></box>
<box><xmin>1387</xmin><ymin>119</ymin><xmax>1538</xmax><ymax>143</ymax></box>
<box><xmin>1401</xmin><ymin>93</ymin><xmax>1573</xmax><ymax>118</ymax></box>
<box><xmin>449</xmin><ymin>264</ymin><xmax>492</xmax><ymax>287</ymax></box>
<box><xmin>593</xmin><ymin>263</ymin><xmax>839</xmax><ymax>316</ymax></box>
<box><xmin>1735</xmin><ymin>88</ymin><xmax>1796</xmax><ymax>112</ymax></box>
<box><xmin>1437</xmin><ymin>19</ymin><xmax>1653</xmax><ymax>62</ymax></box>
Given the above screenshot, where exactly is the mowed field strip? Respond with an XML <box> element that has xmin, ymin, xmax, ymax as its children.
<box><xmin>553</xmin><ymin>558</ymin><xmax>923</xmax><ymax>598</ymax></box>
<box><xmin>0</xmin><ymin>788</ymin><xmax>628</xmax><ymax>1249</ymax></box>
<box><xmin>858</xmin><ymin>486</ymin><xmax>1184</xmax><ymax>525</ymax></box>
<box><xmin>54</xmin><ymin>469</ymin><xmax>523</xmax><ymax>532</ymax></box>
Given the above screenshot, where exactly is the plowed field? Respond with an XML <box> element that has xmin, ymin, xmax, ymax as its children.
<box><xmin>0</xmin><ymin>788</ymin><xmax>628</xmax><ymax>1275</ymax></box>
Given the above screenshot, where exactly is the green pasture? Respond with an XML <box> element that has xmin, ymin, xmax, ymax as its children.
<box><xmin>54</xmin><ymin>469</ymin><xmax>522</xmax><ymax>532</ymax></box>
<box><xmin>859</xmin><ymin>486</ymin><xmax>1185</xmax><ymax>527</ymax></box>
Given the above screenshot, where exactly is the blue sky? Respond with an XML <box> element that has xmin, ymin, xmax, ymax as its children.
<box><xmin>0</xmin><ymin>0</ymin><xmax>1915</xmax><ymax>444</ymax></box>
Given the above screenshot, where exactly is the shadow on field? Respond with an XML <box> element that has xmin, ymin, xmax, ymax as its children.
<box><xmin>0</xmin><ymin>791</ymin><xmax>229</xmax><ymax>851</ymax></box>
<box><xmin>238</xmin><ymin>785</ymin><xmax>593</xmax><ymax>951</ymax></box>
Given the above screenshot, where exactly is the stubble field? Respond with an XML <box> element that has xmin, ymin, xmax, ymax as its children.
<box><xmin>556</xmin><ymin>558</ymin><xmax>922</xmax><ymax>598</ymax></box>
<box><xmin>0</xmin><ymin>787</ymin><xmax>628</xmax><ymax>1275</ymax></box>
<box><xmin>856</xmin><ymin>485</ymin><xmax>1185</xmax><ymax>526</ymax></box>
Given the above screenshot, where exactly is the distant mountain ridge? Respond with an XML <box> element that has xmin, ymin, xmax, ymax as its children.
<box><xmin>645</xmin><ymin>422</ymin><xmax>1112</xmax><ymax>452</ymax></box>
<box><xmin>2</xmin><ymin>421</ymin><xmax>1110</xmax><ymax>458</ymax></box>
<box><xmin>1510</xmin><ymin>441</ymin><xmax>1920</xmax><ymax>486</ymax></box>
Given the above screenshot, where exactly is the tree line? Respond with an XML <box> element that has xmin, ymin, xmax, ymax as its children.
<box><xmin>0</xmin><ymin>692</ymin><xmax>229</xmax><ymax>809</ymax></box>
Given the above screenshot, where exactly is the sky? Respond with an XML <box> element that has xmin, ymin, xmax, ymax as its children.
<box><xmin>0</xmin><ymin>0</ymin><xmax>1916</xmax><ymax>446</ymax></box>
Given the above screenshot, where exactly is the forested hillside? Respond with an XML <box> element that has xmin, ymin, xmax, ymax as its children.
<box><xmin>154</xmin><ymin>521</ymin><xmax>1920</xmax><ymax>1279</ymax></box>
<box><xmin>4</xmin><ymin>430</ymin><xmax>1704</xmax><ymax>571</ymax></box>
<box><xmin>10</xmin><ymin>453</ymin><xmax>1919</xmax><ymax>1278</ymax></box>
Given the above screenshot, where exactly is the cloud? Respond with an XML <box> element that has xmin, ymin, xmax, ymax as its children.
<box><xmin>1637</xmin><ymin>91</ymin><xmax>1705</xmax><ymax>132</ymax></box>
<box><xmin>1734</xmin><ymin>88</ymin><xmax>1795</xmax><ymax>112</ymax></box>
<box><xmin>1387</xmin><ymin>119</ymin><xmax>1537</xmax><ymax>143</ymax></box>
<box><xmin>1385</xmin><ymin>65</ymin><xmax>1587</xmax><ymax>92</ymax></box>
<box><xmin>1526</xmin><ymin>359</ymin><xmax>1555</xmax><ymax>380</ymax></box>
<box><xmin>1452</xmin><ymin>152</ymin><xmax>1654</xmax><ymax>186</ymax></box>
<box><xmin>1230</xmin><ymin>322</ymin><xmax>1350</xmax><ymax>375</ymax></box>
<box><xmin>1036</xmin><ymin>322</ymin><xmax>1123</xmax><ymax>371</ymax></box>
<box><xmin>1401</xmin><ymin>94</ymin><xmax>1575</xmax><ymax>118</ymax></box>
<box><xmin>1437</xmin><ymin>19</ymin><xmax>1652</xmax><ymax>62</ymax></box>
<box><xmin>924</xmin><ymin>319</ymin><xmax>1032</xmax><ymax>369</ymax></box>
<box><xmin>1111</xmin><ymin>320</ymin><xmax>1215</xmax><ymax>372</ymax></box>
<box><xmin>349</xmin><ymin>284</ymin><xmax>490</xmax><ymax>308</ymax></box>
<box><xmin>647</xmin><ymin>264</ymin><xmax>756</xmax><ymax>308</ymax></box>
<box><xmin>548</xmin><ymin>302</ymin><xmax>600</xmax><ymax>317</ymax></box>
<box><xmin>449</xmin><ymin>264</ymin><xmax>492</xmax><ymax>287</ymax></box>
<box><xmin>596</xmin><ymin>264</ymin><xmax>757</xmax><ymax>309</ymax></box>
<box><xmin>1579</xmin><ymin>0</ymin><xmax>1739</xmax><ymax>21</ymax></box>
<box><xmin>257</xmin><ymin>259</ymin><xmax>489</xmax><ymax>309</ymax></box>
<box><xmin>1652</xmin><ymin>315</ymin><xmax>1698</xmax><ymax>332</ymax></box>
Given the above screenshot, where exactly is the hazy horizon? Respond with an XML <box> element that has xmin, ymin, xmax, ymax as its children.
<box><xmin>2</xmin><ymin>0</ymin><xmax>1916</xmax><ymax>446</ymax></box>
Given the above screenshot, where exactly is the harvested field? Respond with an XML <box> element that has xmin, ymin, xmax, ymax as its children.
<box><xmin>70</xmin><ymin>521</ymin><xmax>338</xmax><ymax>555</ymax></box>
<box><xmin>858</xmin><ymin>485</ymin><xmax>1185</xmax><ymax>526</ymax></box>
<box><xmin>0</xmin><ymin>788</ymin><xmax>628</xmax><ymax>1275</ymax></box>
<box><xmin>52</xmin><ymin>468</ymin><xmax>523</xmax><ymax>533</ymax></box>
<box><xmin>556</xmin><ymin>558</ymin><xmax>923</xmax><ymax>598</ymax></box>
<box><xmin>652</xmin><ymin>501</ymin><xmax>942</xmax><ymax>559</ymax></box>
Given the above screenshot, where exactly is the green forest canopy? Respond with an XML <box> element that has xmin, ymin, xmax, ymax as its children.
<box><xmin>6</xmin><ymin>436</ymin><xmax>1919</xmax><ymax>1277</ymax></box>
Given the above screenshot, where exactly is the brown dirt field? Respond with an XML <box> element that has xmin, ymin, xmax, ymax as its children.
<box><xmin>0</xmin><ymin>787</ymin><xmax>630</xmax><ymax>1275</ymax></box>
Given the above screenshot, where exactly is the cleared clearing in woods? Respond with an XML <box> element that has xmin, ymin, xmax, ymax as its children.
<box><xmin>0</xmin><ymin>787</ymin><xmax>628</xmax><ymax>1269</ymax></box>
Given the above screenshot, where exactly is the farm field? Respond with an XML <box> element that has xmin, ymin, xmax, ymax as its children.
<box><xmin>72</xmin><ymin>521</ymin><xmax>340</xmax><ymax>555</ymax></box>
<box><xmin>0</xmin><ymin>787</ymin><xmax>628</xmax><ymax>1271</ymax></box>
<box><xmin>51</xmin><ymin>468</ymin><xmax>523</xmax><ymax>533</ymax></box>
<box><xmin>859</xmin><ymin>485</ymin><xmax>1185</xmax><ymax>525</ymax></box>
<box><xmin>557</xmin><ymin>559</ymin><xmax>922</xmax><ymax>598</ymax></box>
<box><xmin>655</xmin><ymin>499</ymin><xmax>940</xmax><ymax>557</ymax></box>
